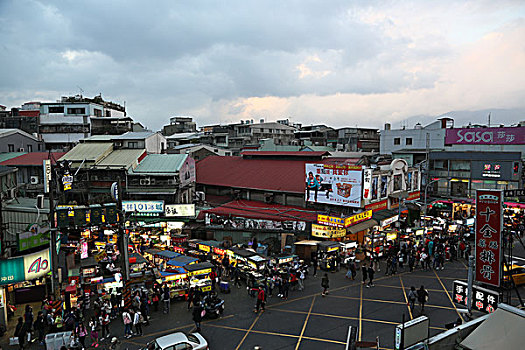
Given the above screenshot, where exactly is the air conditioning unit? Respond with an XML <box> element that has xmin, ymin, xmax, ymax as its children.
<box><xmin>91</xmin><ymin>175</ymin><xmax>98</xmax><ymax>181</ymax></box>
<box><xmin>37</xmin><ymin>194</ymin><xmax>45</xmax><ymax>209</ymax></box>
<box><xmin>195</xmin><ymin>191</ymin><xmax>205</xmax><ymax>202</ymax></box>
<box><xmin>30</xmin><ymin>176</ymin><xmax>39</xmax><ymax>185</ymax></box>
<box><xmin>264</xmin><ymin>192</ymin><xmax>274</xmax><ymax>203</ymax></box>
<box><xmin>167</xmin><ymin>178</ymin><xmax>176</xmax><ymax>185</ymax></box>
<box><xmin>19</xmin><ymin>148</ymin><xmax>24</xmax><ymax>152</ymax></box>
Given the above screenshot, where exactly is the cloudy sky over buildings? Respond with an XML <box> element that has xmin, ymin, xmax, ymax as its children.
<box><xmin>1</xmin><ymin>0</ymin><xmax>524</xmax><ymax>130</ymax></box>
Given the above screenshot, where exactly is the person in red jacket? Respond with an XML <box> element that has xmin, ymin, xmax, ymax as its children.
<box><xmin>254</xmin><ymin>286</ymin><xmax>266</xmax><ymax>313</ymax></box>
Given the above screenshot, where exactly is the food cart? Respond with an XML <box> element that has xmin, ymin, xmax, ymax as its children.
<box><xmin>317</xmin><ymin>241</ymin><xmax>340</xmax><ymax>271</ymax></box>
<box><xmin>184</xmin><ymin>262</ymin><xmax>214</xmax><ymax>293</ymax></box>
<box><xmin>294</xmin><ymin>240</ymin><xmax>321</xmax><ymax>264</ymax></box>
<box><xmin>247</xmin><ymin>254</ymin><xmax>269</xmax><ymax>272</ymax></box>
<box><xmin>340</xmin><ymin>241</ymin><xmax>358</xmax><ymax>264</ymax></box>
<box><xmin>160</xmin><ymin>268</ymin><xmax>189</xmax><ymax>299</ymax></box>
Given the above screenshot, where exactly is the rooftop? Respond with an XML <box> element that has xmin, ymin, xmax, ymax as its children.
<box><xmin>203</xmin><ymin>200</ymin><xmax>318</xmax><ymax>222</ymax></box>
<box><xmin>129</xmin><ymin>154</ymin><xmax>188</xmax><ymax>175</ymax></box>
<box><xmin>0</xmin><ymin>152</ymin><xmax>27</xmax><ymax>163</ymax></box>
<box><xmin>0</xmin><ymin>152</ymin><xmax>66</xmax><ymax>166</ymax></box>
<box><xmin>95</xmin><ymin>149</ymin><xmax>146</xmax><ymax>169</ymax></box>
<box><xmin>60</xmin><ymin>142</ymin><xmax>113</xmax><ymax>165</ymax></box>
<box><xmin>0</xmin><ymin>128</ymin><xmax>40</xmax><ymax>141</ymax></box>
<box><xmin>114</xmin><ymin>131</ymin><xmax>156</xmax><ymax>140</ymax></box>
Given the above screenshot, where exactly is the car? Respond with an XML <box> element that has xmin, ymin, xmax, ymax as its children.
<box><xmin>503</xmin><ymin>264</ymin><xmax>525</xmax><ymax>286</ymax></box>
<box><xmin>143</xmin><ymin>332</ymin><xmax>208</xmax><ymax>350</ymax></box>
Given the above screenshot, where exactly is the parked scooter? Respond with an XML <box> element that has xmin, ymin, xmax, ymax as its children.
<box><xmin>201</xmin><ymin>294</ymin><xmax>225</xmax><ymax>318</ymax></box>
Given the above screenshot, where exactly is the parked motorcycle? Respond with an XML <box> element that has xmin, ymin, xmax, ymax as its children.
<box><xmin>201</xmin><ymin>294</ymin><xmax>225</xmax><ymax>318</ymax></box>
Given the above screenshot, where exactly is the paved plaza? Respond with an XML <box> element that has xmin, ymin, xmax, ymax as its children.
<box><xmin>118</xmin><ymin>258</ymin><xmax>524</xmax><ymax>350</ymax></box>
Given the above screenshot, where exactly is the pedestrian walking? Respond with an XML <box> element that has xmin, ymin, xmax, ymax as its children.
<box><xmin>407</xmin><ymin>286</ymin><xmax>417</xmax><ymax>312</ymax></box>
<box><xmin>34</xmin><ymin>311</ymin><xmax>45</xmax><ymax>344</ymax></box>
<box><xmin>14</xmin><ymin>317</ymin><xmax>28</xmax><ymax>350</ymax></box>
<box><xmin>361</xmin><ymin>263</ymin><xmax>368</xmax><ymax>285</ymax></box>
<box><xmin>298</xmin><ymin>269</ymin><xmax>305</xmax><ymax>291</ymax></box>
<box><xmin>312</xmin><ymin>256</ymin><xmax>318</xmax><ymax>277</ymax></box>
<box><xmin>122</xmin><ymin>309</ymin><xmax>133</xmax><ymax>338</ymax></box>
<box><xmin>88</xmin><ymin>316</ymin><xmax>99</xmax><ymax>347</ymax></box>
<box><xmin>100</xmin><ymin>311</ymin><xmax>110</xmax><ymax>340</ymax></box>
<box><xmin>162</xmin><ymin>286</ymin><xmax>170</xmax><ymax>314</ymax></box>
<box><xmin>133</xmin><ymin>309</ymin><xmax>143</xmax><ymax>336</ymax></box>
<box><xmin>321</xmin><ymin>273</ymin><xmax>330</xmax><ymax>296</ymax></box>
<box><xmin>254</xmin><ymin>286</ymin><xmax>266</xmax><ymax>313</ymax></box>
<box><xmin>192</xmin><ymin>303</ymin><xmax>203</xmax><ymax>333</ymax></box>
<box><xmin>75</xmin><ymin>322</ymin><xmax>88</xmax><ymax>350</ymax></box>
<box><xmin>367</xmin><ymin>265</ymin><xmax>375</xmax><ymax>287</ymax></box>
<box><xmin>417</xmin><ymin>286</ymin><xmax>429</xmax><ymax>313</ymax></box>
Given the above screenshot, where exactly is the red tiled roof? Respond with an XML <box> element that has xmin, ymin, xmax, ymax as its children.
<box><xmin>0</xmin><ymin>152</ymin><xmax>66</xmax><ymax>166</ymax></box>
<box><xmin>203</xmin><ymin>200</ymin><xmax>318</xmax><ymax>222</ymax></box>
<box><xmin>196</xmin><ymin>156</ymin><xmax>359</xmax><ymax>193</ymax></box>
<box><xmin>18</xmin><ymin>110</ymin><xmax>40</xmax><ymax>117</ymax></box>
<box><xmin>197</xmin><ymin>156</ymin><xmax>309</xmax><ymax>193</ymax></box>
<box><xmin>241</xmin><ymin>151</ymin><xmax>330</xmax><ymax>157</ymax></box>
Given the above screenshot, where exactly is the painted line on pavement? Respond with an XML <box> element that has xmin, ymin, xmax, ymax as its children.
<box><xmin>399</xmin><ymin>276</ymin><xmax>413</xmax><ymax>319</ymax></box>
<box><xmin>359</xmin><ymin>283</ymin><xmax>363</xmax><ymax>341</ymax></box>
<box><xmin>328</xmin><ymin>294</ymin><xmax>456</xmax><ymax>311</ymax></box>
<box><xmin>295</xmin><ymin>296</ymin><xmax>316</xmax><ymax>350</ymax></box>
<box><xmin>234</xmin><ymin>310</ymin><xmax>262</xmax><ymax>350</ymax></box>
<box><xmin>372</xmin><ymin>283</ymin><xmax>449</xmax><ymax>293</ymax></box>
<box><xmin>433</xmin><ymin>269</ymin><xmax>464</xmax><ymax>323</ymax></box>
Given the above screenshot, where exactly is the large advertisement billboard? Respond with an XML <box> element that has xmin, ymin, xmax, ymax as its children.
<box><xmin>475</xmin><ymin>189</ymin><xmax>503</xmax><ymax>287</ymax></box>
<box><xmin>445</xmin><ymin>127</ymin><xmax>525</xmax><ymax>145</ymax></box>
<box><xmin>305</xmin><ymin>163</ymin><xmax>362</xmax><ymax>207</ymax></box>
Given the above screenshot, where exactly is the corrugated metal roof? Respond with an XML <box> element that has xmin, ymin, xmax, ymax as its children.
<box><xmin>203</xmin><ymin>200</ymin><xmax>317</xmax><ymax>222</ymax></box>
<box><xmin>129</xmin><ymin>154</ymin><xmax>187</xmax><ymax>174</ymax></box>
<box><xmin>114</xmin><ymin>131</ymin><xmax>155</xmax><ymax>140</ymax></box>
<box><xmin>0</xmin><ymin>128</ymin><xmax>39</xmax><ymax>141</ymax></box>
<box><xmin>96</xmin><ymin>149</ymin><xmax>145</xmax><ymax>169</ymax></box>
<box><xmin>0</xmin><ymin>152</ymin><xmax>26</xmax><ymax>163</ymax></box>
<box><xmin>60</xmin><ymin>142</ymin><xmax>113</xmax><ymax>163</ymax></box>
<box><xmin>0</xmin><ymin>152</ymin><xmax>65</xmax><ymax>166</ymax></box>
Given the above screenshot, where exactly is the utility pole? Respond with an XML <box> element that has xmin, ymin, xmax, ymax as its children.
<box><xmin>466</xmin><ymin>255</ymin><xmax>474</xmax><ymax>316</ymax></box>
<box><xmin>48</xmin><ymin>162</ymin><xmax>59</xmax><ymax>299</ymax></box>
<box><xmin>116</xmin><ymin>178</ymin><xmax>130</xmax><ymax>280</ymax></box>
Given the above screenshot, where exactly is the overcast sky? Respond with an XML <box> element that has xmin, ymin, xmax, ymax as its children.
<box><xmin>1</xmin><ymin>0</ymin><xmax>525</xmax><ymax>131</ymax></box>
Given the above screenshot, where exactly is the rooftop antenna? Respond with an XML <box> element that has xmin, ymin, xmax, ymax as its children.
<box><xmin>488</xmin><ymin>112</ymin><xmax>491</xmax><ymax>127</ymax></box>
<box><xmin>77</xmin><ymin>86</ymin><xmax>84</xmax><ymax>96</ymax></box>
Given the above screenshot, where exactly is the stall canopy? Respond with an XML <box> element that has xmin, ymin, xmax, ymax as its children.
<box><xmin>144</xmin><ymin>248</ymin><xmax>162</xmax><ymax>255</ymax></box>
<box><xmin>231</xmin><ymin>248</ymin><xmax>257</xmax><ymax>259</ymax></box>
<box><xmin>347</xmin><ymin>219</ymin><xmax>377</xmax><ymax>234</ymax></box>
<box><xmin>460</xmin><ymin>304</ymin><xmax>525</xmax><ymax>350</ymax></box>
<box><xmin>160</xmin><ymin>268</ymin><xmax>185</xmax><ymax>276</ymax></box>
<box><xmin>167</xmin><ymin>255</ymin><xmax>199</xmax><ymax>267</ymax></box>
<box><xmin>317</xmin><ymin>241</ymin><xmax>340</xmax><ymax>249</ymax></box>
<box><xmin>184</xmin><ymin>261</ymin><xmax>214</xmax><ymax>273</ymax></box>
<box><xmin>129</xmin><ymin>253</ymin><xmax>147</xmax><ymax>264</ymax></box>
<box><xmin>372</xmin><ymin>208</ymin><xmax>402</xmax><ymax>227</ymax></box>
<box><xmin>155</xmin><ymin>250</ymin><xmax>181</xmax><ymax>260</ymax></box>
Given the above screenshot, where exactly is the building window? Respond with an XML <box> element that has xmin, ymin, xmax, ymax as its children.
<box><xmin>394</xmin><ymin>138</ymin><xmax>401</xmax><ymax>145</ymax></box>
<box><xmin>8</xmin><ymin>144</ymin><xmax>14</xmax><ymax>152</ymax></box>
<box><xmin>27</xmin><ymin>145</ymin><xmax>32</xmax><ymax>152</ymax></box>
<box><xmin>94</xmin><ymin>109</ymin><xmax>102</xmax><ymax>117</ymax></box>
<box><xmin>49</xmin><ymin>106</ymin><xmax>64</xmax><ymax>113</ymax></box>
<box><xmin>128</xmin><ymin>141</ymin><xmax>139</xmax><ymax>148</ymax></box>
<box><xmin>105</xmin><ymin>110</ymin><xmax>111</xmax><ymax>117</ymax></box>
<box><xmin>406</xmin><ymin>138</ymin><xmax>412</xmax><ymax>145</ymax></box>
<box><xmin>67</xmin><ymin>107</ymin><xmax>86</xmax><ymax>115</ymax></box>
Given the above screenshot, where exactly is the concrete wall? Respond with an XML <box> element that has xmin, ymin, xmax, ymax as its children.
<box><xmin>0</xmin><ymin>133</ymin><xmax>43</xmax><ymax>153</ymax></box>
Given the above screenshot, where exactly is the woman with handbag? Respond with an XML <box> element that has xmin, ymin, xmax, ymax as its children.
<box><xmin>75</xmin><ymin>322</ymin><xmax>88</xmax><ymax>350</ymax></box>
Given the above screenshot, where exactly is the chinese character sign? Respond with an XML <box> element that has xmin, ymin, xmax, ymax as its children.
<box><xmin>305</xmin><ymin>163</ymin><xmax>363</xmax><ymax>208</ymax></box>
<box><xmin>475</xmin><ymin>190</ymin><xmax>503</xmax><ymax>287</ymax></box>
<box><xmin>452</xmin><ymin>280</ymin><xmax>499</xmax><ymax>314</ymax></box>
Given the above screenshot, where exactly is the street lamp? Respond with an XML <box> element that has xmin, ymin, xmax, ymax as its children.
<box><xmin>423</xmin><ymin>179</ymin><xmax>440</xmax><ymax>233</ymax></box>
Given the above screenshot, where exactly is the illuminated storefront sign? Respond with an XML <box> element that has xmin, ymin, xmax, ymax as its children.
<box><xmin>453</xmin><ymin>280</ymin><xmax>500</xmax><ymax>314</ymax></box>
<box><xmin>165</xmin><ymin>204</ymin><xmax>196</xmax><ymax>217</ymax></box>
<box><xmin>311</xmin><ymin>224</ymin><xmax>346</xmax><ymax>238</ymax></box>
<box><xmin>122</xmin><ymin>201</ymin><xmax>164</xmax><ymax>213</ymax></box>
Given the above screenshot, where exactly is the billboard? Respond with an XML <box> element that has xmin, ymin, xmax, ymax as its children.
<box><xmin>18</xmin><ymin>224</ymin><xmax>50</xmax><ymax>252</ymax></box>
<box><xmin>317</xmin><ymin>210</ymin><xmax>373</xmax><ymax>228</ymax></box>
<box><xmin>311</xmin><ymin>224</ymin><xmax>346</xmax><ymax>238</ymax></box>
<box><xmin>471</xmin><ymin>160</ymin><xmax>518</xmax><ymax>181</ymax></box>
<box><xmin>445</xmin><ymin>127</ymin><xmax>525</xmax><ymax>145</ymax></box>
<box><xmin>0</xmin><ymin>248</ymin><xmax>51</xmax><ymax>285</ymax></box>
<box><xmin>122</xmin><ymin>200</ymin><xmax>164</xmax><ymax>213</ymax></box>
<box><xmin>305</xmin><ymin>163</ymin><xmax>362</xmax><ymax>207</ymax></box>
<box><xmin>165</xmin><ymin>204</ymin><xmax>196</xmax><ymax>217</ymax></box>
<box><xmin>475</xmin><ymin>189</ymin><xmax>503</xmax><ymax>287</ymax></box>
<box><xmin>453</xmin><ymin>280</ymin><xmax>500</xmax><ymax>314</ymax></box>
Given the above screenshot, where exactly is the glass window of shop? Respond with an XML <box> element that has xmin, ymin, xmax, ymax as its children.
<box><xmin>449</xmin><ymin>160</ymin><xmax>470</xmax><ymax>171</ymax></box>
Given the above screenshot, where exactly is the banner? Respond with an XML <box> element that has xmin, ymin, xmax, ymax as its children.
<box><xmin>311</xmin><ymin>224</ymin><xmax>346</xmax><ymax>238</ymax></box>
<box><xmin>0</xmin><ymin>249</ymin><xmax>51</xmax><ymax>285</ymax></box>
<box><xmin>475</xmin><ymin>190</ymin><xmax>503</xmax><ymax>287</ymax></box>
<box><xmin>18</xmin><ymin>224</ymin><xmax>50</xmax><ymax>252</ymax></box>
<box><xmin>305</xmin><ymin>163</ymin><xmax>362</xmax><ymax>207</ymax></box>
<box><xmin>317</xmin><ymin>210</ymin><xmax>372</xmax><ymax>228</ymax></box>
<box><xmin>165</xmin><ymin>204</ymin><xmax>196</xmax><ymax>217</ymax></box>
<box><xmin>445</xmin><ymin>127</ymin><xmax>525</xmax><ymax>145</ymax></box>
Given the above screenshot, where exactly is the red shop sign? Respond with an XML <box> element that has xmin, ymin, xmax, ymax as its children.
<box><xmin>475</xmin><ymin>189</ymin><xmax>503</xmax><ymax>287</ymax></box>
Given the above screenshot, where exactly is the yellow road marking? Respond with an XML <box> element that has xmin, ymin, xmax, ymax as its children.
<box><xmin>328</xmin><ymin>294</ymin><xmax>456</xmax><ymax>311</ymax></box>
<box><xmin>359</xmin><ymin>283</ymin><xmax>363</xmax><ymax>341</ymax></box>
<box><xmin>234</xmin><ymin>312</ymin><xmax>262</xmax><ymax>350</ymax></box>
<box><xmin>270</xmin><ymin>308</ymin><xmax>447</xmax><ymax>331</ymax></box>
<box><xmin>372</xmin><ymin>283</ymin><xmax>448</xmax><ymax>293</ymax></box>
<box><xmin>399</xmin><ymin>276</ymin><xmax>413</xmax><ymax>319</ymax></box>
<box><xmin>295</xmin><ymin>296</ymin><xmax>316</xmax><ymax>350</ymax></box>
<box><xmin>409</xmin><ymin>274</ymin><xmax>467</xmax><ymax>281</ymax></box>
<box><xmin>433</xmin><ymin>269</ymin><xmax>464</xmax><ymax>323</ymax></box>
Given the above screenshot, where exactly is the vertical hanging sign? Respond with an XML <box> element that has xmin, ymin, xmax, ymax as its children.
<box><xmin>43</xmin><ymin>159</ymin><xmax>51</xmax><ymax>193</ymax></box>
<box><xmin>475</xmin><ymin>189</ymin><xmax>503</xmax><ymax>287</ymax></box>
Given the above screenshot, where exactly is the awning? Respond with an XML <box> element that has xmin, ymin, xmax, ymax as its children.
<box><xmin>372</xmin><ymin>208</ymin><xmax>403</xmax><ymax>228</ymax></box>
<box><xmin>167</xmin><ymin>255</ymin><xmax>198</xmax><ymax>267</ymax></box>
<box><xmin>129</xmin><ymin>253</ymin><xmax>147</xmax><ymax>264</ymax></box>
<box><xmin>347</xmin><ymin>219</ymin><xmax>377</xmax><ymax>234</ymax></box>
<box><xmin>460</xmin><ymin>304</ymin><xmax>525</xmax><ymax>350</ymax></box>
<box><xmin>184</xmin><ymin>261</ymin><xmax>214</xmax><ymax>273</ymax></box>
<box><xmin>154</xmin><ymin>250</ymin><xmax>180</xmax><ymax>259</ymax></box>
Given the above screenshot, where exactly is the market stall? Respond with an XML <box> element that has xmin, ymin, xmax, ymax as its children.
<box><xmin>160</xmin><ymin>269</ymin><xmax>189</xmax><ymax>299</ymax></box>
<box><xmin>294</xmin><ymin>240</ymin><xmax>320</xmax><ymax>263</ymax></box>
<box><xmin>166</xmin><ymin>255</ymin><xmax>199</xmax><ymax>269</ymax></box>
<box><xmin>317</xmin><ymin>241</ymin><xmax>340</xmax><ymax>271</ymax></box>
<box><xmin>184</xmin><ymin>262</ymin><xmax>214</xmax><ymax>293</ymax></box>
